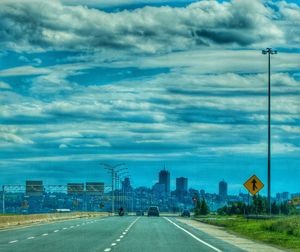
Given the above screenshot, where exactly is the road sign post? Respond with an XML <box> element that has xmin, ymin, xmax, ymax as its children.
<box><xmin>244</xmin><ymin>175</ymin><xmax>264</xmax><ymax>216</ymax></box>
<box><xmin>243</xmin><ymin>175</ymin><xmax>264</xmax><ymax>196</ymax></box>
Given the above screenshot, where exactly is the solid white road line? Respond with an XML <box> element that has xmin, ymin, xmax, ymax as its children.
<box><xmin>42</xmin><ymin>233</ymin><xmax>48</xmax><ymax>236</ymax></box>
<box><xmin>164</xmin><ymin>217</ymin><xmax>223</xmax><ymax>252</ymax></box>
<box><xmin>54</xmin><ymin>230</ymin><xmax>59</xmax><ymax>233</ymax></box>
<box><xmin>27</xmin><ymin>236</ymin><xmax>35</xmax><ymax>240</ymax></box>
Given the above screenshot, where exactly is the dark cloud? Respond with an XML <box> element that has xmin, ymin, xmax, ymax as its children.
<box><xmin>195</xmin><ymin>29</ymin><xmax>255</xmax><ymax>46</ymax></box>
<box><xmin>166</xmin><ymin>105</ymin><xmax>263</xmax><ymax>125</ymax></box>
<box><xmin>0</xmin><ymin>0</ymin><xmax>293</xmax><ymax>53</ymax></box>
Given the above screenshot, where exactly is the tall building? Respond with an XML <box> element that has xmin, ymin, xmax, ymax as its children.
<box><xmin>152</xmin><ymin>183</ymin><xmax>165</xmax><ymax>199</ymax></box>
<box><xmin>159</xmin><ymin>167</ymin><xmax>170</xmax><ymax>196</ymax></box>
<box><xmin>176</xmin><ymin>177</ymin><xmax>188</xmax><ymax>202</ymax></box>
<box><xmin>176</xmin><ymin>177</ymin><xmax>187</xmax><ymax>192</ymax></box>
<box><xmin>122</xmin><ymin>177</ymin><xmax>132</xmax><ymax>192</ymax></box>
<box><xmin>219</xmin><ymin>180</ymin><xmax>228</xmax><ymax>201</ymax></box>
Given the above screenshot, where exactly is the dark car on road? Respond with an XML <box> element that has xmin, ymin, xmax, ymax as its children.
<box><xmin>181</xmin><ymin>209</ymin><xmax>190</xmax><ymax>217</ymax></box>
<box><xmin>147</xmin><ymin>206</ymin><xmax>159</xmax><ymax>216</ymax></box>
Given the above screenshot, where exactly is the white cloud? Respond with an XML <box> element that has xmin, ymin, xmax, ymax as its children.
<box><xmin>61</xmin><ymin>0</ymin><xmax>192</xmax><ymax>8</ymax></box>
<box><xmin>59</xmin><ymin>143</ymin><xmax>68</xmax><ymax>148</ymax></box>
<box><xmin>0</xmin><ymin>126</ymin><xmax>34</xmax><ymax>145</ymax></box>
<box><xmin>0</xmin><ymin>66</ymin><xmax>50</xmax><ymax>77</ymax></box>
<box><xmin>206</xmin><ymin>142</ymin><xmax>300</xmax><ymax>155</ymax></box>
<box><xmin>97</xmin><ymin>49</ymin><xmax>300</xmax><ymax>74</ymax></box>
<box><xmin>0</xmin><ymin>81</ymin><xmax>11</xmax><ymax>89</ymax></box>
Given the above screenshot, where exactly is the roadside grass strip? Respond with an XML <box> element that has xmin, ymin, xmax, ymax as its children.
<box><xmin>197</xmin><ymin>215</ymin><xmax>300</xmax><ymax>251</ymax></box>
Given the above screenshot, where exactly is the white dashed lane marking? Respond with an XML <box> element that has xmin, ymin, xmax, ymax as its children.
<box><xmin>9</xmin><ymin>240</ymin><xmax>18</xmax><ymax>244</ymax></box>
<box><xmin>103</xmin><ymin>217</ymin><xmax>140</xmax><ymax>252</ymax></box>
<box><xmin>6</xmin><ymin>218</ymin><xmax>104</xmax><ymax>246</ymax></box>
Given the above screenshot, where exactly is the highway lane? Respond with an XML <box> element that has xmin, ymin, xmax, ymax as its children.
<box><xmin>113</xmin><ymin>217</ymin><xmax>243</xmax><ymax>252</ymax></box>
<box><xmin>0</xmin><ymin>216</ymin><xmax>244</xmax><ymax>252</ymax></box>
<box><xmin>0</xmin><ymin>216</ymin><xmax>134</xmax><ymax>252</ymax></box>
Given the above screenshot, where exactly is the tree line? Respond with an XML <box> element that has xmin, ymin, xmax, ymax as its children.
<box><xmin>193</xmin><ymin>195</ymin><xmax>298</xmax><ymax>216</ymax></box>
<box><xmin>217</xmin><ymin>195</ymin><xmax>298</xmax><ymax>215</ymax></box>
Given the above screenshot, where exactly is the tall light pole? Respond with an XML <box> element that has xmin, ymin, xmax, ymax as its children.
<box><xmin>100</xmin><ymin>163</ymin><xmax>125</xmax><ymax>215</ymax></box>
<box><xmin>2</xmin><ymin>186</ymin><xmax>5</xmax><ymax>214</ymax></box>
<box><xmin>262</xmin><ymin>48</ymin><xmax>277</xmax><ymax>215</ymax></box>
<box><xmin>115</xmin><ymin>170</ymin><xmax>128</xmax><ymax>210</ymax></box>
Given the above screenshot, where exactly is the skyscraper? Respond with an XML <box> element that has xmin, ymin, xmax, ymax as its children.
<box><xmin>159</xmin><ymin>167</ymin><xmax>170</xmax><ymax>196</ymax></box>
<box><xmin>176</xmin><ymin>177</ymin><xmax>188</xmax><ymax>202</ymax></box>
<box><xmin>219</xmin><ymin>180</ymin><xmax>228</xmax><ymax>201</ymax></box>
<box><xmin>176</xmin><ymin>177</ymin><xmax>188</xmax><ymax>192</ymax></box>
<box><xmin>122</xmin><ymin>177</ymin><xmax>132</xmax><ymax>192</ymax></box>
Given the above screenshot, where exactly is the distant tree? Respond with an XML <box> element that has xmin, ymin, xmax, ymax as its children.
<box><xmin>253</xmin><ymin>195</ymin><xmax>267</xmax><ymax>214</ymax></box>
<box><xmin>217</xmin><ymin>205</ymin><xmax>227</xmax><ymax>215</ymax></box>
<box><xmin>194</xmin><ymin>197</ymin><xmax>201</xmax><ymax>216</ymax></box>
<box><xmin>279</xmin><ymin>201</ymin><xmax>298</xmax><ymax>215</ymax></box>
<box><xmin>271</xmin><ymin>202</ymin><xmax>279</xmax><ymax>214</ymax></box>
<box><xmin>200</xmin><ymin>198</ymin><xmax>209</xmax><ymax>215</ymax></box>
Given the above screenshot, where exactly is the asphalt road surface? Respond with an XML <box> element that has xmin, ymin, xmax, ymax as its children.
<box><xmin>0</xmin><ymin>216</ymin><xmax>244</xmax><ymax>252</ymax></box>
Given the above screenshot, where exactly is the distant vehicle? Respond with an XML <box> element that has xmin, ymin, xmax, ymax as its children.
<box><xmin>181</xmin><ymin>209</ymin><xmax>190</xmax><ymax>217</ymax></box>
<box><xmin>119</xmin><ymin>207</ymin><xmax>124</xmax><ymax>216</ymax></box>
<box><xmin>54</xmin><ymin>209</ymin><xmax>71</xmax><ymax>213</ymax></box>
<box><xmin>136</xmin><ymin>210</ymin><xmax>144</xmax><ymax>216</ymax></box>
<box><xmin>147</xmin><ymin>206</ymin><xmax>159</xmax><ymax>216</ymax></box>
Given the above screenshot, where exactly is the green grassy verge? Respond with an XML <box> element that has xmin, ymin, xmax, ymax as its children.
<box><xmin>195</xmin><ymin>215</ymin><xmax>300</xmax><ymax>251</ymax></box>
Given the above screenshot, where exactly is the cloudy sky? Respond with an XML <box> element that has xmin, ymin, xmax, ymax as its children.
<box><xmin>0</xmin><ymin>0</ymin><xmax>300</xmax><ymax>195</ymax></box>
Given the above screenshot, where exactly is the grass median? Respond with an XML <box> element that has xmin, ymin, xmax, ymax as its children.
<box><xmin>194</xmin><ymin>215</ymin><xmax>300</xmax><ymax>251</ymax></box>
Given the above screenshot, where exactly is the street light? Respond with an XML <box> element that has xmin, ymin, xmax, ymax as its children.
<box><xmin>2</xmin><ymin>186</ymin><xmax>5</xmax><ymax>214</ymax></box>
<box><xmin>115</xmin><ymin>171</ymin><xmax>129</xmax><ymax>210</ymax></box>
<box><xmin>262</xmin><ymin>48</ymin><xmax>277</xmax><ymax>215</ymax></box>
<box><xmin>100</xmin><ymin>163</ymin><xmax>125</xmax><ymax>214</ymax></box>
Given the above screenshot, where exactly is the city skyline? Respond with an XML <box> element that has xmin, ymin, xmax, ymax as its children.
<box><xmin>1</xmin><ymin>166</ymin><xmax>298</xmax><ymax>197</ymax></box>
<box><xmin>1</xmin><ymin>0</ymin><xmax>300</xmax><ymax>196</ymax></box>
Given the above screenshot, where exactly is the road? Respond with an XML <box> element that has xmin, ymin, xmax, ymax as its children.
<box><xmin>0</xmin><ymin>216</ymin><xmax>244</xmax><ymax>252</ymax></box>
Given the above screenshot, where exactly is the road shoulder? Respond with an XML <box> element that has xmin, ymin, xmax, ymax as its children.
<box><xmin>176</xmin><ymin>218</ymin><xmax>286</xmax><ymax>252</ymax></box>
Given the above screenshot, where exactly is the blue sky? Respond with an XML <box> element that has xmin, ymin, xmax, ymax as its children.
<box><xmin>0</xmin><ymin>0</ymin><xmax>300</xmax><ymax>195</ymax></box>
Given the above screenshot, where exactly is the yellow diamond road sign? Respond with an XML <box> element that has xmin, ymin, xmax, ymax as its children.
<box><xmin>243</xmin><ymin>175</ymin><xmax>264</xmax><ymax>195</ymax></box>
